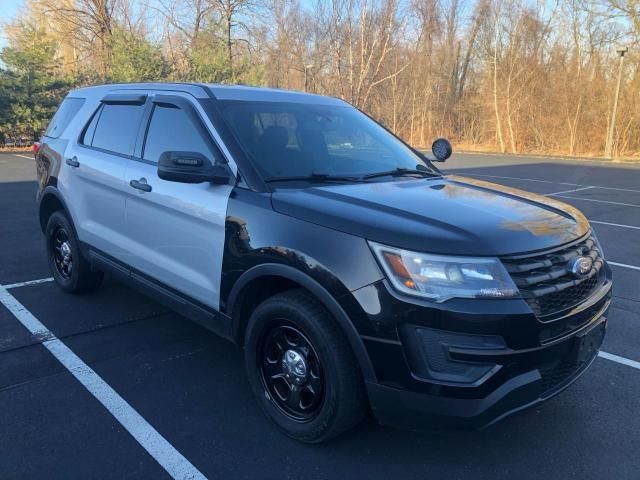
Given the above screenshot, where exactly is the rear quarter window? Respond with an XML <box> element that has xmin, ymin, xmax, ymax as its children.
<box><xmin>44</xmin><ymin>97</ymin><xmax>86</xmax><ymax>139</ymax></box>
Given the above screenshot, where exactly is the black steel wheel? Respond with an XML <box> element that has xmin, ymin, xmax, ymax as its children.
<box><xmin>50</xmin><ymin>226</ymin><xmax>73</xmax><ymax>279</ymax></box>
<box><xmin>259</xmin><ymin>323</ymin><xmax>325</xmax><ymax>421</ymax></box>
<box><xmin>245</xmin><ymin>289</ymin><xmax>367</xmax><ymax>443</ymax></box>
<box><xmin>46</xmin><ymin>210</ymin><xmax>103</xmax><ymax>293</ymax></box>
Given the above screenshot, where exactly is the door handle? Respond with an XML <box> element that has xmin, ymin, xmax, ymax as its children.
<box><xmin>129</xmin><ymin>178</ymin><xmax>152</xmax><ymax>192</ymax></box>
<box><xmin>66</xmin><ymin>157</ymin><xmax>80</xmax><ymax>168</ymax></box>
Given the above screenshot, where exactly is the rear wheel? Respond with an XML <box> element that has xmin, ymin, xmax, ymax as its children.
<box><xmin>244</xmin><ymin>289</ymin><xmax>367</xmax><ymax>443</ymax></box>
<box><xmin>46</xmin><ymin>211</ymin><xmax>103</xmax><ymax>293</ymax></box>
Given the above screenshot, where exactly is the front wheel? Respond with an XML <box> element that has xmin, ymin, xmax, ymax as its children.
<box><xmin>244</xmin><ymin>289</ymin><xmax>367</xmax><ymax>443</ymax></box>
<box><xmin>46</xmin><ymin>210</ymin><xmax>103</xmax><ymax>293</ymax></box>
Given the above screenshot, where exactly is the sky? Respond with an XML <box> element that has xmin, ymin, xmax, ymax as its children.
<box><xmin>0</xmin><ymin>0</ymin><xmax>24</xmax><ymax>49</ymax></box>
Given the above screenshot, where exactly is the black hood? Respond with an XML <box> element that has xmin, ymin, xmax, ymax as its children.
<box><xmin>271</xmin><ymin>175</ymin><xmax>590</xmax><ymax>256</ymax></box>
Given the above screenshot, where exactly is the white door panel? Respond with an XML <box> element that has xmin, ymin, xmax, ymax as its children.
<box><xmin>124</xmin><ymin>92</ymin><xmax>233</xmax><ymax>310</ymax></box>
<box><xmin>125</xmin><ymin>161</ymin><xmax>232</xmax><ymax>309</ymax></box>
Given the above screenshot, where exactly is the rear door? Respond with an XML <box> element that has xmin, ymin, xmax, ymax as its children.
<box><xmin>62</xmin><ymin>94</ymin><xmax>148</xmax><ymax>260</ymax></box>
<box><xmin>124</xmin><ymin>93</ymin><xmax>234</xmax><ymax>309</ymax></box>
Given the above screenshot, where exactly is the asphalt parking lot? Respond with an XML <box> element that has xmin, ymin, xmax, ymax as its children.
<box><xmin>1</xmin><ymin>151</ymin><xmax>639</xmax><ymax>479</ymax></box>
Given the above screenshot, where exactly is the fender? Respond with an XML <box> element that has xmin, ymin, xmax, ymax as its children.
<box><xmin>38</xmin><ymin>185</ymin><xmax>75</xmax><ymax>234</ymax></box>
<box><xmin>228</xmin><ymin>263</ymin><xmax>377</xmax><ymax>383</ymax></box>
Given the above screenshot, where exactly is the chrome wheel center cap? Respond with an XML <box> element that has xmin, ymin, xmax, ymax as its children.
<box><xmin>61</xmin><ymin>242</ymin><xmax>72</xmax><ymax>262</ymax></box>
<box><xmin>282</xmin><ymin>350</ymin><xmax>307</xmax><ymax>385</ymax></box>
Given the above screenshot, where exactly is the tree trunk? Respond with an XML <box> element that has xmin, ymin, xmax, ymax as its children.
<box><xmin>493</xmin><ymin>24</ymin><xmax>505</xmax><ymax>153</ymax></box>
<box><xmin>226</xmin><ymin>13</ymin><xmax>234</xmax><ymax>82</ymax></box>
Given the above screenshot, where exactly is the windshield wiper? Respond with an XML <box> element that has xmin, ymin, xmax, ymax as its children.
<box><xmin>362</xmin><ymin>166</ymin><xmax>440</xmax><ymax>180</ymax></box>
<box><xmin>264</xmin><ymin>173</ymin><xmax>365</xmax><ymax>183</ymax></box>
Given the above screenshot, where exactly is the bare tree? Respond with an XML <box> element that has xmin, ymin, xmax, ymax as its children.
<box><xmin>45</xmin><ymin>0</ymin><xmax>118</xmax><ymax>75</ymax></box>
<box><xmin>4</xmin><ymin>0</ymin><xmax>640</xmax><ymax>157</ymax></box>
<box><xmin>215</xmin><ymin>0</ymin><xmax>263</xmax><ymax>81</ymax></box>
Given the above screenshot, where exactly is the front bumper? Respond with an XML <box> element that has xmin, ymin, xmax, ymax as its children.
<box><xmin>367</xmin><ymin>316</ymin><xmax>605</xmax><ymax>430</ymax></box>
<box><xmin>349</xmin><ymin>268</ymin><xmax>612</xmax><ymax>430</ymax></box>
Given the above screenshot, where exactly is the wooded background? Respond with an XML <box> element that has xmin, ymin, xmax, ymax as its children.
<box><xmin>1</xmin><ymin>0</ymin><xmax>638</xmax><ymax>158</ymax></box>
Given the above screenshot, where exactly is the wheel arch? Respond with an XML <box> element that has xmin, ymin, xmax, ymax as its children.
<box><xmin>227</xmin><ymin>263</ymin><xmax>377</xmax><ymax>383</ymax></box>
<box><xmin>39</xmin><ymin>187</ymin><xmax>75</xmax><ymax>235</ymax></box>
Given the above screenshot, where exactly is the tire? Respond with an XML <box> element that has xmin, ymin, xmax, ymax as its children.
<box><xmin>46</xmin><ymin>210</ymin><xmax>103</xmax><ymax>293</ymax></box>
<box><xmin>244</xmin><ymin>289</ymin><xmax>367</xmax><ymax>443</ymax></box>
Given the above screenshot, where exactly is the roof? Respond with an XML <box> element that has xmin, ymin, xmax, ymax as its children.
<box><xmin>206</xmin><ymin>84</ymin><xmax>347</xmax><ymax>106</ymax></box>
<box><xmin>69</xmin><ymin>82</ymin><xmax>348</xmax><ymax>106</ymax></box>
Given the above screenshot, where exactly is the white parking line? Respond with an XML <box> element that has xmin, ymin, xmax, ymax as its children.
<box><xmin>609</xmin><ymin>262</ymin><xmax>640</xmax><ymax>272</ymax></box>
<box><xmin>545</xmin><ymin>186</ymin><xmax>594</xmax><ymax>197</ymax></box>
<box><xmin>4</xmin><ymin>277</ymin><xmax>54</xmax><ymax>289</ymax></box>
<box><xmin>457</xmin><ymin>174</ymin><xmax>640</xmax><ymax>228</ymax></box>
<box><xmin>599</xmin><ymin>351</ymin><xmax>640</xmax><ymax>370</ymax></box>
<box><xmin>0</xmin><ymin>285</ymin><xmax>206</xmax><ymax>480</ymax></box>
<box><xmin>1</xmin><ymin>268</ymin><xmax>640</xmax><ymax>474</ymax></box>
<box><xmin>552</xmin><ymin>195</ymin><xmax>640</xmax><ymax>208</ymax></box>
<box><xmin>460</xmin><ymin>173</ymin><xmax>640</xmax><ymax>194</ymax></box>
<box><xmin>590</xmin><ymin>220</ymin><xmax>640</xmax><ymax>231</ymax></box>
<box><xmin>12</xmin><ymin>154</ymin><xmax>33</xmax><ymax>160</ymax></box>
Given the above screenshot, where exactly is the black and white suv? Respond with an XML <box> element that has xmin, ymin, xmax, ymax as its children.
<box><xmin>36</xmin><ymin>83</ymin><xmax>612</xmax><ymax>442</ymax></box>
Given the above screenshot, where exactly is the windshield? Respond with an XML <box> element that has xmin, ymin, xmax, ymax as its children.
<box><xmin>218</xmin><ymin>100</ymin><xmax>433</xmax><ymax>181</ymax></box>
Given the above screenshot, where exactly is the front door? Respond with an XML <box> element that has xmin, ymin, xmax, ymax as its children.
<box><xmin>124</xmin><ymin>94</ymin><xmax>234</xmax><ymax>309</ymax></box>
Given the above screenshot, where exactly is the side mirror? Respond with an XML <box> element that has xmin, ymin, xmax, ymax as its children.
<box><xmin>157</xmin><ymin>151</ymin><xmax>230</xmax><ymax>185</ymax></box>
<box><xmin>431</xmin><ymin>138</ymin><xmax>452</xmax><ymax>162</ymax></box>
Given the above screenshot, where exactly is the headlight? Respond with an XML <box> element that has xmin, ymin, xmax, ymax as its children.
<box><xmin>369</xmin><ymin>241</ymin><xmax>519</xmax><ymax>302</ymax></box>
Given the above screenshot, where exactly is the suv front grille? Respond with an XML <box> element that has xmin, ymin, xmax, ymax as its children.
<box><xmin>501</xmin><ymin>235</ymin><xmax>604</xmax><ymax>318</ymax></box>
<box><xmin>538</xmin><ymin>292</ymin><xmax>609</xmax><ymax>344</ymax></box>
<box><xmin>539</xmin><ymin>360</ymin><xmax>583</xmax><ymax>396</ymax></box>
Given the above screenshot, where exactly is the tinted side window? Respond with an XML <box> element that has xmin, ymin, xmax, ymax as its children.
<box><xmin>92</xmin><ymin>103</ymin><xmax>145</xmax><ymax>156</ymax></box>
<box><xmin>45</xmin><ymin>97</ymin><xmax>86</xmax><ymax>139</ymax></box>
<box><xmin>143</xmin><ymin>105</ymin><xmax>214</xmax><ymax>163</ymax></box>
<box><xmin>81</xmin><ymin>106</ymin><xmax>102</xmax><ymax>146</ymax></box>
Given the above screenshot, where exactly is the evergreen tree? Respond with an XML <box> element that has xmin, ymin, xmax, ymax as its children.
<box><xmin>110</xmin><ymin>28</ymin><xmax>169</xmax><ymax>82</ymax></box>
<box><xmin>0</xmin><ymin>23</ymin><xmax>72</xmax><ymax>142</ymax></box>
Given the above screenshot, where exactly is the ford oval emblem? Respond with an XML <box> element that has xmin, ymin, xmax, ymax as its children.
<box><xmin>569</xmin><ymin>256</ymin><xmax>593</xmax><ymax>277</ymax></box>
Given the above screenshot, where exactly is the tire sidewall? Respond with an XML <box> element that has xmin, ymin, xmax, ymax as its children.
<box><xmin>46</xmin><ymin>211</ymin><xmax>81</xmax><ymax>292</ymax></box>
<box><xmin>245</xmin><ymin>297</ymin><xmax>345</xmax><ymax>442</ymax></box>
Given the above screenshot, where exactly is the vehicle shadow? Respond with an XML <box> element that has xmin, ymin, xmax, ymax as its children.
<box><xmin>149</xmin><ymin>319</ymin><xmax>628</xmax><ymax>480</ymax></box>
<box><xmin>6</xmin><ymin>274</ymin><xmax>631</xmax><ymax>479</ymax></box>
